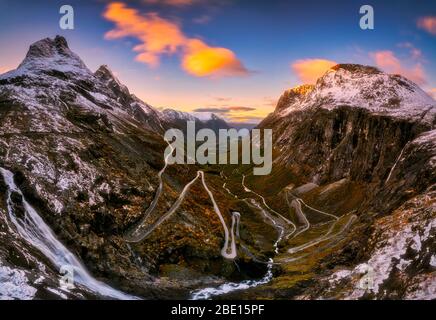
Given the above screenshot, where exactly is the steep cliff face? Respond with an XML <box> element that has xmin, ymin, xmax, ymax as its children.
<box><xmin>0</xmin><ymin>36</ymin><xmax>247</xmax><ymax>299</ymax></box>
<box><xmin>0</xmin><ymin>36</ymin><xmax>166</xmax><ymax>135</ymax></box>
<box><xmin>259</xmin><ymin>64</ymin><xmax>434</xmax><ymax>199</ymax></box>
<box><xmin>251</xmin><ymin>64</ymin><xmax>436</xmax><ymax>299</ymax></box>
<box><xmin>0</xmin><ymin>37</ymin><xmax>434</xmax><ymax>300</ymax></box>
<box><xmin>308</xmin><ymin>131</ymin><xmax>436</xmax><ymax>300</ymax></box>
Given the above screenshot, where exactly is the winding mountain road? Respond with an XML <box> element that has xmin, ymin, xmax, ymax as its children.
<box><xmin>242</xmin><ymin>174</ymin><xmax>296</xmax><ymax>235</ymax></box>
<box><xmin>286</xmin><ymin>196</ymin><xmax>310</xmax><ymax>240</ymax></box>
<box><xmin>282</xmin><ymin>213</ymin><xmax>357</xmax><ymax>262</ymax></box>
<box><xmin>125</xmin><ymin>143</ymin><xmax>174</xmax><ymax>241</ymax></box>
<box><xmin>126</xmin><ymin>168</ymin><xmax>239</xmax><ymax>260</ymax></box>
<box><xmin>233</xmin><ymin>174</ymin><xmax>356</xmax><ymax>262</ymax></box>
<box><xmin>190</xmin><ymin>171</ymin><xmax>357</xmax><ymax>299</ymax></box>
<box><xmin>125</xmin><ymin>147</ymin><xmax>357</xmax><ymax>299</ymax></box>
<box><xmin>245</xmin><ymin>199</ymin><xmax>285</xmax><ymax>254</ymax></box>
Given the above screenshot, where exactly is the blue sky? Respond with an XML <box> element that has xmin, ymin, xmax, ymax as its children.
<box><xmin>0</xmin><ymin>0</ymin><xmax>435</xmax><ymax>123</ymax></box>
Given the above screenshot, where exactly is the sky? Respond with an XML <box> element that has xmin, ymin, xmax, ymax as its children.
<box><xmin>0</xmin><ymin>0</ymin><xmax>435</xmax><ymax>123</ymax></box>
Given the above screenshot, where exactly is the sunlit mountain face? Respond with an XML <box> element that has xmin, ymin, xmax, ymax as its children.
<box><xmin>0</xmin><ymin>0</ymin><xmax>435</xmax><ymax>301</ymax></box>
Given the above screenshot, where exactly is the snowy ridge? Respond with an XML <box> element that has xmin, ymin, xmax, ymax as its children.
<box><xmin>191</xmin><ymin>112</ymin><xmax>224</xmax><ymax>122</ymax></box>
<box><xmin>0</xmin><ymin>36</ymin><xmax>166</xmax><ymax>134</ymax></box>
<box><xmin>162</xmin><ymin>109</ymin><xmax>227</xmax><ymax>124</ymax></box>
<box><xmin>94</xmin><ymin>65</ymin><xmax>128</xmax><ymax>93</ymax></box>
<box><xmin>325</xmin><ymin>187</ymin><xmax>435</xmax><ymax>300</ymax></box>
<box><xmin>162</xmin><ymin>109</ymin><xmax>198</xmax><ymax>122</ymax></box>
<box><xmin>1</xmin><ymin>36</ymin><xmax>92</xmax><ymax>80</ymax></box>
<box><xmin>278</xmin><ymin>64</ymin><xmax>436</xmax><ymax>124</ymax></box>
<box><xmin>0</xmin><ymin>35</ymin><xmax>231</xmax><ymax>135</ymax></box>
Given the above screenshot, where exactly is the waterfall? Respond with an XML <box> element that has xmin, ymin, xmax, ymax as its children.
<box><xmin>0</xmin><ymin>167</ymin><xmax>137</xmax><ymax>300</ymax></box>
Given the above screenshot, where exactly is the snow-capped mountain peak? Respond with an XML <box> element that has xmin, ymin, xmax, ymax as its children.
<box><xmin>24</xmin><ymin>35</ymin><xmax>74</xmax><ymax>60</ymax></box>
<box><xmin>162</xmin><ymin>109</ymin><xmax>227</xmax><ymax>124</ymax></box>
<box><xmin>275</xmin><ymin>84</ymin><xmax>315</xmax><ymax>113</ymax></box>
<box><xmin>0</xmin><ymin>36</ymin><xmax>168</xmax><ymax>134</ymax></box>
<box><xmin>95</xmin><ymin>65</ymin><xmax>126</xmax><ymax>91</ymax></box>
<box><xmin>1</xmin><ymin>36</ymin><xmax>91</xmax><ymax>80</ymax></box>
<box><xmin>191</xmin><ymin>112</ymin><xmax>223</xmax><ymax>122</ymax></box>
<box><xmin>161</xmin><ymin>109</ymin><xmax>231</xmax><ymax>133</ymax></box>
<box><xmin>162</xmin><ymin>109</ymin><xmax>198</xmax><ymax>122</ymax></box>
<box><xmin>277</xmin><ymin>64</ymin><xmax>435</xmax><ymax>124</ymax></box>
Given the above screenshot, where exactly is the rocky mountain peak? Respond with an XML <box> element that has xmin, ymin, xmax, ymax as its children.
<box><xmin>0</xmin><ymin>36</ymin><xmax>435</xmax><ymax>301</ymax></box>
<box><xmin>210</xmin><ymin>113</ymin><xmax>221</xmax><ymax>121</ymax></box>
<box><xmin>162</xmin><ymin>109</ymin><xmax>197</xmax><ymax>121</ymax></box>
<box><xmin>275</xmin><ymin>84</ymin><xmax>315</xmax><ymax>112</ymax></box>
<box><xmin>94</xmin><ymin>64</ymin><xmax>132</xmax><ymax>102</ymax></box>
<box><xmin>276</xmin><ymin>63</ymin><xmax>435</xmax><ymax>124</ymax></box>
<box><xmin>95</xmin><ymin>65</ymin><xmax>118</xmax><ymax>83</ymax></box>
<box><xmin>330</xmin><ymin>63</ymin><xmax>381</xmax><ymax>75</ymax></box>
<box><xmin>0</xmin><ymin>35</ymin><xmax>91</xmax><ymax>79</ymax></box>
<box><xmin>25</xmin><ymin>35</ymin><xmax>70</xmax><ymax>59</ymax></box>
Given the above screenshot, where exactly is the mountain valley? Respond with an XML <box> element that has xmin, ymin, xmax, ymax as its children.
<box><xmin>0</xmin><ymin>36</ymin><xmax>434</xmax><ymax>300</ymax></box>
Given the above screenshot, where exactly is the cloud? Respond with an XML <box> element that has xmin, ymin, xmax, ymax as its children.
<box><xmin>103</xmin><ymin>2</ymin><xmax>248</xmax><ymax>77</ymax></box>
<box><xmin>104</xmin><ymin>4</ymin><xmax>185</xmax><ymax>67</ymax></box>
<box><xmin>417</xmin><ymin>16</ymin><xmax>436</xmax><ymax>35</ymax></box>
<box><xmin>182</xmin><ymin>39</ymin><xmax>248</xmax><ymax>77</ymax></box>
<box><xmin>193</xmin><ymin>107</ymin><xmax>230</xmax><ymax>113</ymax></box>
<box><xmin>214</xmin><ymin>97</ymin><xmax>232</xmax><ymax>102</ymax></box>
<box><xmin>227</xmin><ymin>106</ymin><xmax>256</xmax><ymax>111</ymax></box>
<box><xmin>370</xmin><ymin>50</ymin><xmax>426</xmax><ymax>85</ymax></box>
<box><xmin>397</xmin><ymin>42</ymin><xmax>422</xmax><ymax>59</ymax></box>
<box><xmin>291</xmin><ymin>59</ymin><xmax>337</xmax><ymax>84</ymax></box>
<box><xmin>192</xmin><ymin>106</ymin><xmax>256</xmax><ymax>113</ymax></box>
<box><xmin>228</xmin><ymin>115</ymin><xmax>265</xmax><ymax>123</ymax></box>
<box><xmin>193</xmin><ymin>15</ymin><xmax>211</xmax><ymax>24</ymax></box>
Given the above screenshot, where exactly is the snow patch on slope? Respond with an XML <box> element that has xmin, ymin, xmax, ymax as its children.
<box><xmin>326</xmin><ymin>187</ymin><xmax>435</xmax><ymax>300</ymax></box>
<box><xmin>0</xmin><ymin>263</ymin><xmax>37</xmax><ymax>300</ymax></box>
<box><xmin>0</xmin><ymin>36</ymin><xmax>91</xmax><ymax>81</ymax></box>
<box><xmin>278</xmin><ymin>64</ymin><xmax>435</xmax><ymax>124</ymax></box>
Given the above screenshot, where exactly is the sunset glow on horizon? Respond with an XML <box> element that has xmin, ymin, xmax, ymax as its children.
<box><xmin>1</xmin><ymin>0</ymin><xmax>435</xmax><ymax>122</ymax></box>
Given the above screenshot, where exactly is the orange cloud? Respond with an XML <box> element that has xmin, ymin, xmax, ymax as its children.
<box><xmin>104</xmin><ymin>4</ymin><xmax>185</xmax><ymax>67</ymax></box>
<box><xmin>370</xmin><ymin>50</ymin><xmax>426</xmax><ymax>85</ymax></box>
<box><xmin>182</xmin><ymin>39</ymin><xmax>248</xmax><ymax>77</ymax></box>
<box><xmin>291</xmin><ymin>59</ymin><xmax>337</xmax><ymax>84</ymax></box>
<box><xmin>103</xmin><ymin>2</ymin><xmax>248</xmax><ymax>77</ymax></box>
<box><xmin>227</xmin><ymin>106</ymin><xmax>256</xmax><ymax>111</ymax></box>
<box><xmin>417</xmin><ymin>16</ymin><xmax>436</xmax><ymax>35</ymax></box>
